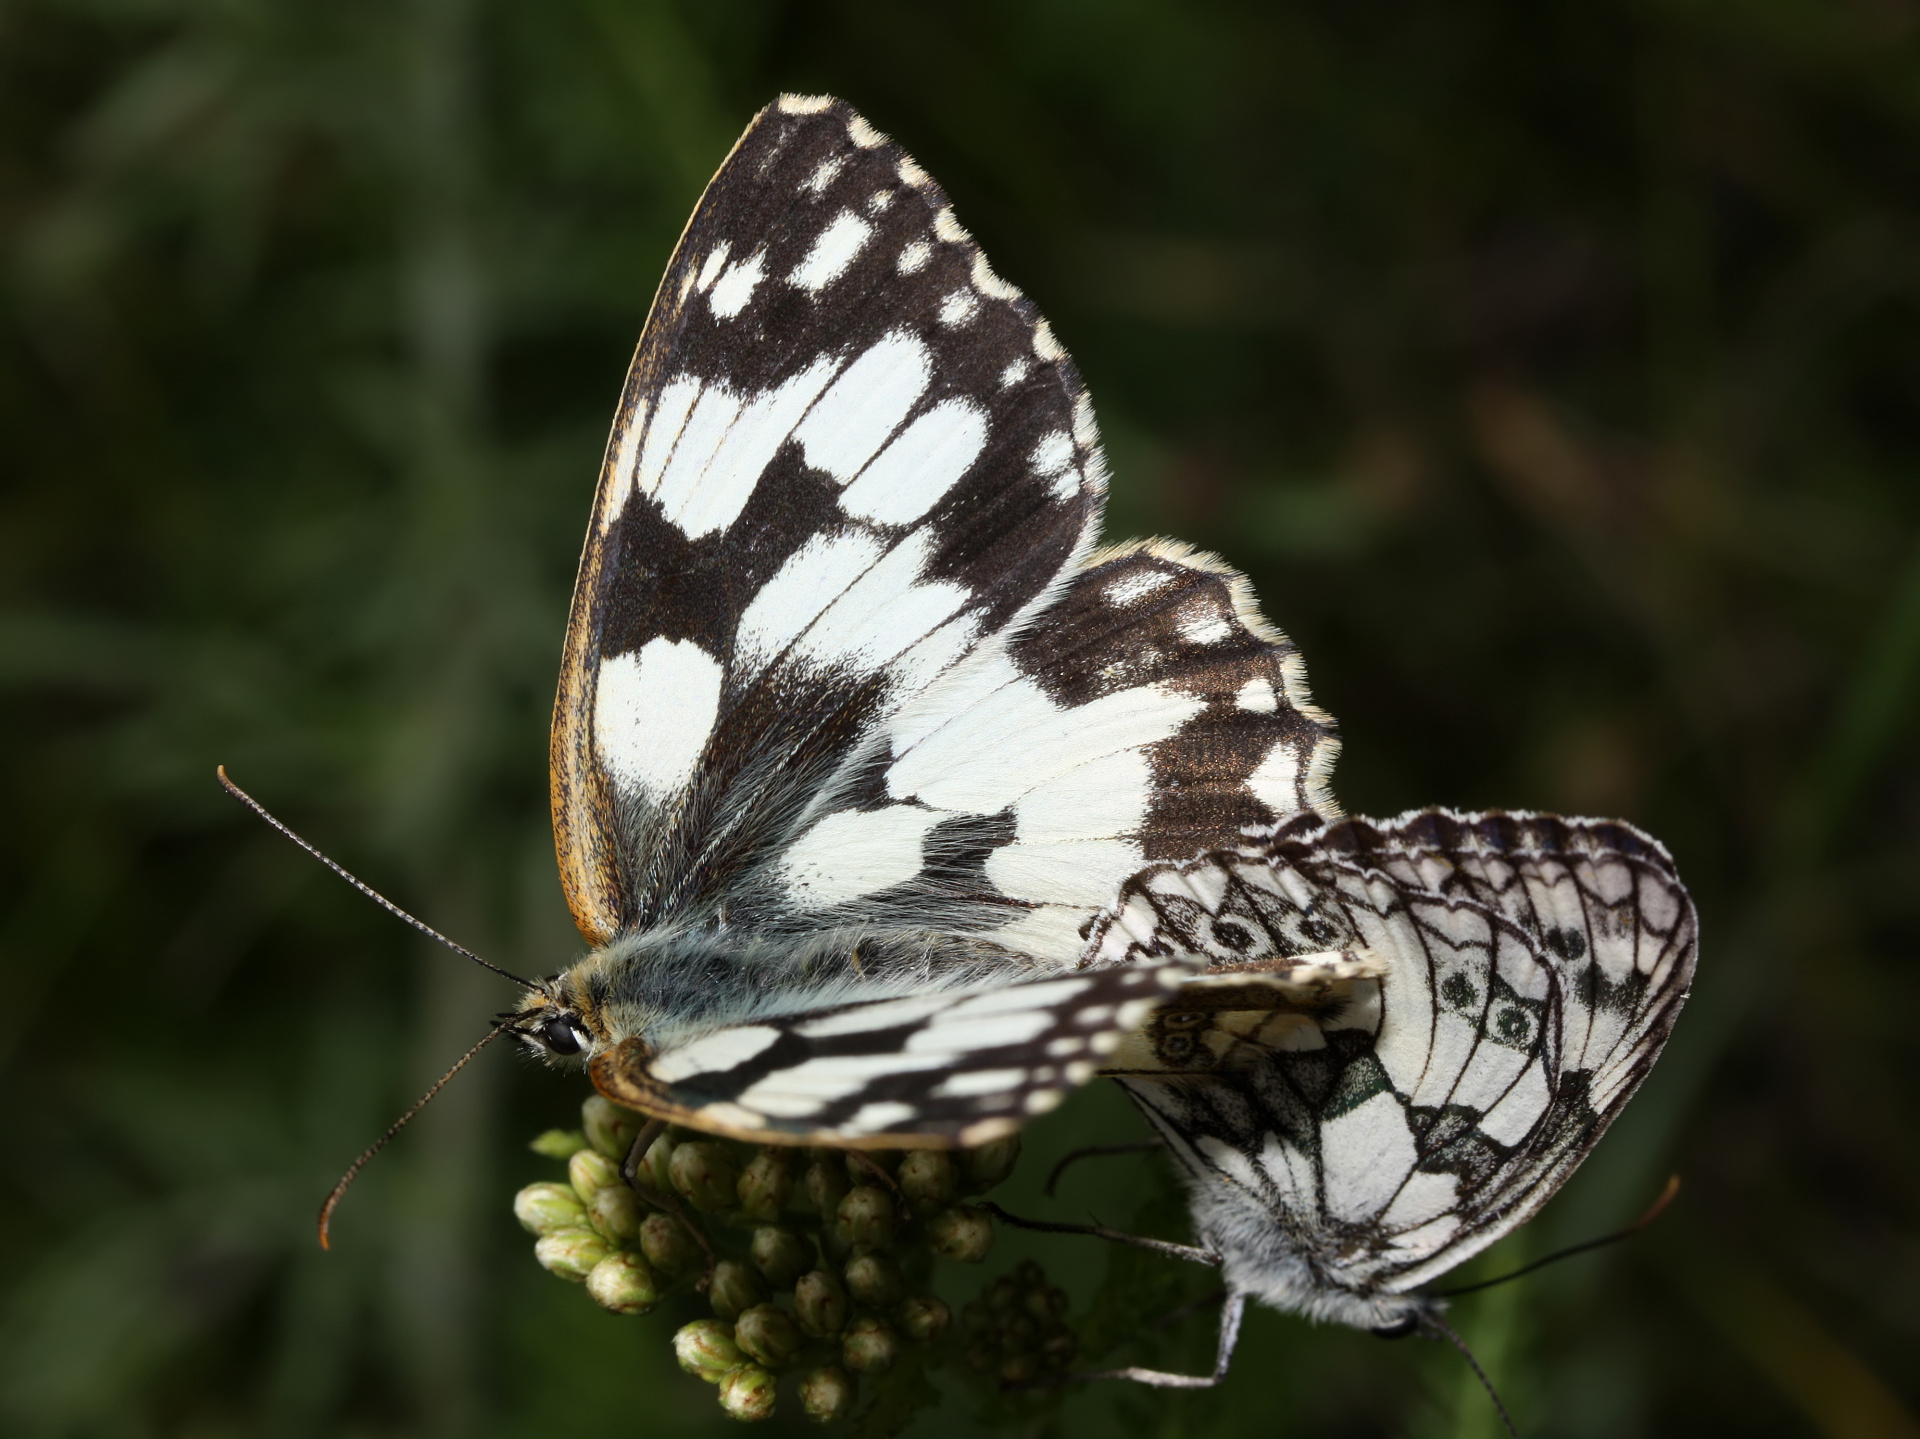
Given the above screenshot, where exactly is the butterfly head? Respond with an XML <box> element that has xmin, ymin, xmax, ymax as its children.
<box><xmin>506</xmin><ymin>970</ymin><xmax>609</xmax><ymax>1065</ymax></box>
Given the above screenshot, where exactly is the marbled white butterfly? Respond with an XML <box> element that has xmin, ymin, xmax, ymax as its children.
<box><xmin>1062</xmin><ymin>808</ymin><xmax>1696</xmax><ymax>1386</ymax></box>
<box><xmin>506</xmin><ymin>95</ymin><xmax>1343</xmax><ymax>1148</ymax></box>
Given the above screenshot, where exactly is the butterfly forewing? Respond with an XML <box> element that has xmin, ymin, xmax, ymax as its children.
<box><xmin>553</xmin><ymin>96</ymin><xmax>1106</xmax><ymax>944</ymax></box>
<box><xmin>1090</xmin><ymin>812</ymin><xmax>1696</xmax><ymax>1296</ymax></box>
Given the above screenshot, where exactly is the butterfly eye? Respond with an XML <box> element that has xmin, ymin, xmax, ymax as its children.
<box><xmin>540</xmin><ymin>1015</ymin><xmax>587</xmax><ymax>1056</ymax></box>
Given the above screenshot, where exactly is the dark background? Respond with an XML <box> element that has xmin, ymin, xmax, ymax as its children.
<box><xmin>4</xmin><ymin>2</ymin><xmax>1918</xmax><ymax>1435</ymax></box>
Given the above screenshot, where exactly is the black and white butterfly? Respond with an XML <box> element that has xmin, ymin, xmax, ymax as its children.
<box><xmin>1058</xmin><ymin>809</ymin><xmax>1696</xmax><ymax>1385</ymax></box>
<box><xmin>510</xmin><ymin>95</ymin><xmax>1341</xmax><ymax>1147</ymax></box>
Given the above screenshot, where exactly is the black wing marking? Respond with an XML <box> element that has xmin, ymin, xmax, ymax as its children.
<box><xmin>590</xmin><ymin>962</ymin><xmax>1190</xmax><ymax>1148</ymax></box>
<box><xmin>1007</xmin><ymin>539</ymin><xmax>1339</xmax><ymax>860</ymax></box>
<box><xmin>552</xmin><ymin>96</ymin><xmax>1105</xmax><ymax>944</ymax></box>
<box><xmin>1093</xmin><ymin>815</ymin><xmax>1696</xmax><ymax>1298</ymax></box>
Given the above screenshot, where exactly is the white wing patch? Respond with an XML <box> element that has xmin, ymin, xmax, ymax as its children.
<box><xmin>648</xmin><ymin>1024</ymin><xmax>782</xmax><ymax>1084</ymax></box>
<box><xmin>654</xmin><ymin>359</ymin><xmax>841</xmax><ymax>538</ymax></box>
<box><xmin>889</xmin><ymin>658</ymin><xmax>1202</xmax><ymax>814</ymax></box>
<box><xmin>795</xmin><ymin>329</ymin><xmax>931</xmax><ymax>480</ymax></box>
<box><xmin>790</xmin><ymin>209</ymin><xmax>874</xmax><ymax>292</ymax></box>
<box><xmin>708</xmin><ymin>249</ymin><xmax>768</xmax><ymax>318</ymax></box>
<box><xmin>781</xmin><ymin>805</ymin><xmax>947</xmax><ymax>907</ymax></box>
<box><xmin>593</xmin><ymin>639</ymin><xmax>723</xmax><ymax>798</ymax></box>
<box><xmin>837</xmin><ymin>398</ymin><xmax>989</xmax><ymax>526</ymax></box>
<box><xmin>736</xmin><ymin>529</ymin><xmax>886</xmax><ymax>674</ymax></box>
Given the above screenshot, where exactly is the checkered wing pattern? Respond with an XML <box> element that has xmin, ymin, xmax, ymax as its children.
<box><xmin>592</xmin><ymin>964</ymin><xmax>1187</xmax><ymax>1148</ymax></box>
<box><xmin>1090</xmin><ymin>813</ymin><xmax>1695</xmax><ymax>1298</ymax></box>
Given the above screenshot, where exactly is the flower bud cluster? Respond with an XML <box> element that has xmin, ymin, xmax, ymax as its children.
<box><xmin>512</xmin><ymin>1103</ymin><xmax>661</xmax><ymax>1316</ymax></box>
<box><xmin>960</xmin><ymin>1260</ymin><xmax>1077</xmax><ymax>1386</ymax></box>
<box><xmin>514</xmin><ymin>1095</ymin><xmax>1025</xmax><ymax>1423</ymax></box>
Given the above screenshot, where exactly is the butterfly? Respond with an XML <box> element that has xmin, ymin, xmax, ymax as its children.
<box><xmin>505</xmin><ymin>94</ymin><xmax>1343</xmax><ymax>1149</ymax></box>
<box><xmin>1058</xmin><ymin>807</ymin><xmax>1696</xmax><ymax>1387</ymax></box>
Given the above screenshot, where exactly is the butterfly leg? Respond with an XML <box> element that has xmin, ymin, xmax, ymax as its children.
<box><xmin>847</xmin><ymin>1149</ymin><xmax>907</xmax><ymax>1203</ymax></box>
<box><xmin>621</xmin><ymin>1118</ymin><xmax>719</xmax><ymax>1287</ymax></box>
<box><xmin>1042</xmin><ymin>1140</ymin><xmax>1164</xmax><ymax>1197</ymax></box>
<box><xmin>980</xmin><ymin>1201</ymin><xmax>1219</xmax><ymax>1267</ymax></box>
<box><xmin>1072</xmin><ymin>1292</ymin><xmax>1247</xmax><ymax>1389</ymax></box>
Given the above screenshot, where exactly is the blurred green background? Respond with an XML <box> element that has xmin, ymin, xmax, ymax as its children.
<box><xmin>4</xmin><ymin>1</ymin><xmax>1918</xmax><ymax>1435</ymax></box>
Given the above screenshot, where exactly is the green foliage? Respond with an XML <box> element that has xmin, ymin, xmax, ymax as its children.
<box><xmin>5</xmin><ymin>0</ymin><xmax>1920</xmax><ymax>1434</ymax></box>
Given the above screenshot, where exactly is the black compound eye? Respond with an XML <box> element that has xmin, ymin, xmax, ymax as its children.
<box><xmin>541</xmin><ymin>1015</ymin><xmax>584</xmax><ymax>1056</ymax></box>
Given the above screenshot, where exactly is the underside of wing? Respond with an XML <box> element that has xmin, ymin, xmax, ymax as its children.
<box><xmin>589</xmin><ymin>963</ymin><xmax>1187</xmax><ymax>1148</ymax></box>
<box><xmin>1297</xmin><ymin>807</ymin><xmax>1695</xmax><ymax>1116</ymax></box>
<box><xmin>1095</xmin><ymin>816</ymin><xmax>1696</xmax><ymax>1298</ymax></box>
<box><xmin>552</xmin><ymin>96</ymin><xmax>1108</xmax><ymax>944</ymax></box>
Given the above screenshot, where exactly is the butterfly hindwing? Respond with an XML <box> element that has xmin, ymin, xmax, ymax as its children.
<box><xmin>836</xmin><ymin>537</ymin><xmax>1340</xmax><ymax>962</ymax></box>
<box><xmin>1090</xmin><ymin>813</ymin><xmax>1696</xmax><ymax>1298</ymax></box>
<box><xmin>1301</xmin><ymin>808</ymin><xmax>1694</xmax><ymax>1118</ymax></box>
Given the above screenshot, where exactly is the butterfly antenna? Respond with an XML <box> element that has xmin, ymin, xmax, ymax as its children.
<box><xmin>1422</xmin><ymin>1312</ymin><xmax>1520</xmax><ymax>1439</ymax></box>
<box><xmin>1434</xmin><ymin>1175</ymin><xmax>1681</xmax><ymax>1299</ymax></box>
<box><xmin>317</xmin><ymin>1022</ymin><xmax>510</xmax><ymax>1249</ymax></box>
<box><xmin>216</xmin><ymin>766</ymin><xmax>535</xmax><ymax>988</ymax></box>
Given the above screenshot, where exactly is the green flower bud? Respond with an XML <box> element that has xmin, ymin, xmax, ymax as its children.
<box><xmin>750</xmin><ymin>1225</ymin><xmax>813</xmax><ymax>1288</ymax></box>
<box><xmin>801</xmin><ymin>1155</ymin><xmax>851</xmax><ymax>1216</ymax></box>
<box><xmin>895</xmin><ymin>1150</ymin><xmax>958</xmax><ymax>1214</ymax></box>
<box><xmin>567</xmin><ymin>1147</ymin><xmax>619</xmax><ymax>1203</ymax></box>
<box><xmin>639</xmin><ymin>1211</ymin><xmax>703</xmax><ymax>1279</ymax></box>
<box><xmin>734</xmin><ymin>1302</ymin><xmax>804</xmax><ymax>1367</ymax></box>
<box><xmin>987</xmin><ymin>1276</ymin><xmax>1019</xmax><ymax>1312</ymax></box>
<box><xmin>798</xmin><ymin>1363</ymin><xmax>856</xmax><ymax>1423</ymax></box>
<box><xmin>736</xmin><ymin>1148</ymin><xmax>794</xmax><ymax>1222</ymax></box>
<box><xmin>708</xmin><ymin>1258</ymin><xmax>769</xmax><ymax>1321</ymax></box>
<box><xmin>793</xmin><ymin>1268</ymin><xmax>850</xmax><ymax>1338</ymax></box>
<box><xmin>670</xmin><ymin>1141</ymin><xmax>743</xmax><ymax>1214</ymax></box>
<box><xmin>961</xmin><ymin>1133</ymin><xmax>1021</xmax><ymax>1193</ymax></box>
<box><xmin>1042</xmin><ymin>1330</ymin><xmax>1076</xmax><ymax>1370</ymax></box>
<box><xmin>1029</xmin><ymin>1285</ymin><xmax>1069</xmax><ymax>1323</ymax></box>
<box><xmin>999</xmin><ymin>1352</ymin><xmax>1040</xmax><ymax>1385</ymax></box>
<box><xmin>639</xmin><ymin>1130</ymin><xmax>674</xmax><ymax>1193</ymax></box>
<box><xmin>586</xmin><ymin>1182</ymin><xmax>641</xmax><ymax>1244</ymax></box>
<box><xmin>717</xmin><ymin>1363</ymin><xmax>777</xmax><ymax>1421</ymax></box>
<box><xmin>581</xmin><ymin>1095</ymin><xmax>643</xmax><ymax>1162</ymax></box>
<box><xmin>584</xmin><ymin>1250</ymin><xmax>658</xmax><ymax>1315</ymax></box>
<box><xmin>926</xmin><ymin>1205</ymin><xmax>993</xmax><ymax>1262</ymax></box>
<box><xmin>529</xmin><ymin>1128</ymin><xmax>588</xmax><ymax>1160</ymax></box>
<box><xmin>836</xmin><ymin>1185</ymin><xmax>896</xmax><ymax>1249</ymax></box>
<box><xmin>818</xmin><ymin>1212</ymin><xmax>853</xmax><ymax>1264</ymax></box>
<box><xmin>843</xmin><ymin>1251</ymin><xmax>903</xmax><ymax>1308</ymax></box>
<box><xmin>896</xmin><ymin>1294</ymin><xmax>951</xmax><ymax>1344</ymax></box>
<box><xmin>533</xmin><ymin>1226</ymin><xmax>611</xmax><ymax>1282</ymax></box>
<box><xmin>841</xmin><ymin>1315</ymin><xmax>901</xmax><ymax>1375</ymax></box>
<box><xmin>674</xmin><ymin>1319</ymin><xmax>743</xmax><ymax>1382</ymax></box>
<box><xmin>513</xmin><ymin>1181</ymin><xmax>587</xmax><ymax>1236</ymax></box>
